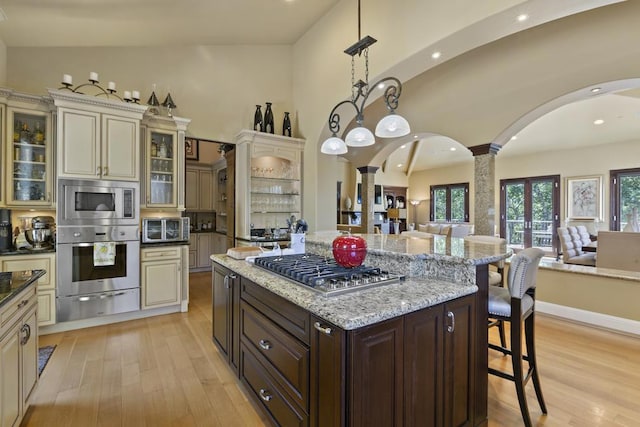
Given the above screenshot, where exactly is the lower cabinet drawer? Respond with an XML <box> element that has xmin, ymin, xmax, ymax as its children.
<box><xmin>241</xmin><ymin>301</ymin><xmax>309</xmax><ymax>411</ymax></box>
<box><xmin>241</xmin><ymin>344</ymin><xmax>308</xmax><ymax>427</ymax></box>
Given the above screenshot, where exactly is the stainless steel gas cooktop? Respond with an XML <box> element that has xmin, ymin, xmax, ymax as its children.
<box><xmin>253</xmin><ymin>253</ymin><xmax>405</xmax><ymax>296</ymax></box>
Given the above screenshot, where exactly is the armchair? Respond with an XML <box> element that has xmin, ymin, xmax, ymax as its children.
<box><xmin>557</xmin><ymin>227</ymin><xmax>596</xmax><ymax>266</ymax></box>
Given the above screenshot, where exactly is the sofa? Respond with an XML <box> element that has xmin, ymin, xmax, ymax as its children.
<box><xmin>416</xmin><ymin>222</ymin><xmax>474</xmax><ymax>238</ymax></box>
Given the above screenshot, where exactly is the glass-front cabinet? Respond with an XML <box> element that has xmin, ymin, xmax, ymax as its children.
<box><xmin>6</xmin><ymin>107</ymin><xmax>53</xmax><ymax>206</ymax></box>
<box><xmin>141</xmin><ymin>115</ymin><xmax>191</xmax><ymax>209</ymax></box>
<box><xmin>234</xmin><ymin>130</ymin><xmax>305</xmax><ymax>242</ymax></box>
<box><xmin>147</xmin><ymin>130</ymin><xmax>176</xmax><ymax>206</ymax></box>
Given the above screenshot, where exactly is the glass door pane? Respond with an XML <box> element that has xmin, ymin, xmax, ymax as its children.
<box><xmin>433</xmin><ymin>188</ymin><xmax>447</xmax><ymax>221</ymax></box>
<box><xmin>149</xmin><ymin>132</ymin><xmax>174</xmax><ymax>205</ymax></box>
<box><xmin>450</xmin><ymin>187</ymin><xmax>466</xmax><ymax>222</ymax></box>
<box><xmin>504</xmin><ymin>182</ymin><xmax>525</xmax><ymax>248</ymax></box>
<box><xmin>619</xmin><ymin>174</ymin><xmax>640</xmax><ymax>230</ymax></box>
<box><xmin>531</xmin><ymin>180</ymin><xmax>554</xmax><ymax>251</ymax></box>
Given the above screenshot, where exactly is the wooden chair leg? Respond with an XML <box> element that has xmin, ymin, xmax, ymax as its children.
<box><xmin>511</xmin><ymin>319</ymin><xmax>533</xmax><ymax>427</ymax></box>
<box><xmin>525</xmin><ymin>313</ymin><xmax>547</xmax><ymax>414</ymax></box>
<box><xmin>497</xmin><ymin>320</ymin><xmax>507</xmax><ymax>351</ymax></box>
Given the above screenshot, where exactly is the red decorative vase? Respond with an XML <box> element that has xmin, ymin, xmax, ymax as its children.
<box><xmin>332</xmin><ymin>235</ymin><xmax>367</xmax><ymax>268</ymax></box>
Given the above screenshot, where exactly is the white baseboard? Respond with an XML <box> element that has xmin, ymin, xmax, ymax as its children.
<box><xmin>537</xmin><ymin>301</ymin><xmax>640</xmax><ymax>336</ymax></box>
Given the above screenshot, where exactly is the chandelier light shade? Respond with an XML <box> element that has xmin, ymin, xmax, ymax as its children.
<box><xmin>375</xmin><ymin>114</ymin><xmax>411</xmax><ymax>138</ymax></box>
<box><xmin>320</xmin><ymin>0</ymin><xmax>410</xmax><ymax>155</ymax></box>
<box><xmin>321</xmin><ymin>135</ymin><xmax>349</xmax><ymax>155</ymax></box>
<box><xmin>345</xmin><ymin>126</ymin><xmax>375</xmax><ymax>147</ymax></box>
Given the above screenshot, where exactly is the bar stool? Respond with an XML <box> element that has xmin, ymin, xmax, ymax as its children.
<box><xmin>488</xmin><ymin>247</ymin><xmax>547</xmax><ymax>427</ymax></box>
<box><xmin>464</xmin><ymin>235</ymin><xmax>508</xmax><ymax>349</ymax></box>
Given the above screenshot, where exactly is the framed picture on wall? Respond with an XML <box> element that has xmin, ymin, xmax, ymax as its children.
<box><xmin>566</xmin><ymin>175</ymin><xmax>603</xmax><ymax>220</ymax></box>
<box><xmin>185</xmin><ymin>138</ymin><xmax>199</xmax><ymax>161</ymax></box>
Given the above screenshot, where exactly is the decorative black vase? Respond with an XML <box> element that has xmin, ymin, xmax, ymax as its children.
<box><xmin>264</xmin><ymin>102</ymin><xmax>275</xmax><ymax>134</ymax></box>
<box><xmin>282</xmin><ymin>112</ymin><xmax>292</xmax><ymax>137</ymax></box>
<box><xmin>253</xmin><ymin>105</ymin><xmax>263</xmax><ymax>132</ymax></box>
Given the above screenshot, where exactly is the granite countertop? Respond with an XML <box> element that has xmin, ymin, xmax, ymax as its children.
<box><xmin>305</xmin><ymin>232</ymin><xmax>511</xmax><ymax>266</ymax></box>
<box><xmin>211</xmin><ymin>254</ymin><xmax>477</xmax><ymax>330</ymax></box>
<box><xmin>0</xmin><ymin>247</ymin><xmax>56</xmax><ymax>256</ymax></box>
<box><xmin>0</xmin><ymin>269</ymin><xmax>46</xmax><ymax>309</ymax></box>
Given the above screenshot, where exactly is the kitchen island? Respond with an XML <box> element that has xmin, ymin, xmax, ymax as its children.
<box><xmin>211</xmin><ymin>232</ymin><xmax>510</xmax><ymax>427</ymax></box>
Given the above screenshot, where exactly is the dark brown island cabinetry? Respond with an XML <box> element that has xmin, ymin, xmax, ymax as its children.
<box><xmin>212</xmin><ymin>263</ymin><xmax>241</xmax><ymax>374</ymax></box>
<box><xmin>212</xmin><ymin>262</ymin><xmax>477</xmax><ymax>427</ymax></box>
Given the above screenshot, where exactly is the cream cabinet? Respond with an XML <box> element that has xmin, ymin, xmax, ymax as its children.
<box><xmin>185</xmin><ymin>165</ymin><xmax>214</xmax><ymax>211</ymax></box>
<box><xmin>49</xmin><ymin>89</ymin><xmax>147</xmax><ymax>182</ymax></box>
<box><xmin>1</xmin><ymin>90</ymin><xmax>55</xmax><ymax>208</ymax></box>
<box><xmin>234</xmin><ymin>130</ymin><xmax>305</xmax><ymax>242</ymax></box>
<box><xmin>141</xmin><ymin>246</ymin><xmax>182</xmax><ymax>309</ymax></box>
<box><xmin>188</xmin><ymin>232</ymin><xmax>215</xmax><ymax>271</ymax></box>
<box><xmin>0</xmin><ymin>283</ymin><xmax>38</xmax><ymax>427</ymax></box>
<box><xmin>141</xmin><ymin>115</ymin><xmax>190</xmax><ymax>209</ymax></box>
<box><xmin>0</xmin><ymin>253</ymin><xmax>56</xmax><ymax>327</ymax></box>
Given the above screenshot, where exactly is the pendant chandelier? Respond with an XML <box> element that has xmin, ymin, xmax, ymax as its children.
<box><xmin>320</xmin><ymin>0</ymin><xmax>410</xmax><ymax>155</ymax></box>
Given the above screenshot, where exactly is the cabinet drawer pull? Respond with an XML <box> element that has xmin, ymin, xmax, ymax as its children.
<box><xmin>258</xmin><ymin>339</ymin><xmax>271</xmax><ymax>350</ymax></box>
<box><xmin>447</xmin><ymin>311</ymin><xmax>455</xmax><ymax>333</ymax></box>
<box><xmin>314</xmin><ymin>321</ymin><xmax>332</xmax><ymax>335</ymax></box>
<box><xmin>259</xmin><ymin>389</ymin><xmax>272</xmax><ymax>402</ymax></box>
<box><xmin>17</xmin><ymin>299</ymin><xmax>30</xmax><ymax>309</ymax></box>
<box><xmin>229</xmin><ymin>274</ymin><xmax>237</xmax><ymax>279</ymax></box>
<box><xmin>104</xmin><ymin>166</ymin><xmax>109</xmax><ymax>176</ymax></box>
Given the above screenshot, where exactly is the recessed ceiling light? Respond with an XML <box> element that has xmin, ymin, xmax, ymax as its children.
<box><xmin>413</xmin><ymin>135</ymin><xmax>418</xmax><ymax>139</ymax></box>
<box><xmin>378</xmin><ymin>82</ymin><xmax>385</xmax><ymax>89</ymax></box>
<box><xmin>397</xmin><ymin>163</ymin><xmax>403</xmax><ymax>168</ymax></box>
<box><xmin>517</xmin><ymin>14</ymin><xmax>528</xmax><ymax>22</ymax></box>
<box><xmin>593</xmin><ymin>119</ymin><xmax>605</xmax><ymax>125</ymax></box>
<box><xmin>591</xmin><ymin>87</ymin><xmax>602</xmax><ymax>93</ymax></box>
<box><xmin>450</xmin><ymin>147</ymin><xmax>456</xmax><ymax>151</ymax></box>
<box><xmin>511</xmin><ymin>135</ymin><xmax>518</xmax><ymax>140</ymax></box>
<box><xmin>431</xmin><ymin>51</ymin><xmax>441</xmax><ymax>60</ymax></box>
<box><xmin>400</xmin><ymin>145</ymin><xmax>406</xmax><ymax>149</ymax></box>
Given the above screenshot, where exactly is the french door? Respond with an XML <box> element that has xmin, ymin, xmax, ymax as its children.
<box><xmin>500</xmin><ymin>175</ymin><xmax>560</xmax><ymax>254</ymax></box>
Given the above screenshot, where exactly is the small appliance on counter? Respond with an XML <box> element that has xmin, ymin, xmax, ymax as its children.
<box><xmin>0</xmin><ymin>209</ymin><xmax>12</xmax><ymax>252</ymax></box>
<box><xmin>141</xmin><ymin>217</ymin><xmax>190</xmax><ymax>243</ymax></box>
<box><xmin>24</xmin><ymin>216</ymin><xmax>55</xmax><ymax>250</ymax></box>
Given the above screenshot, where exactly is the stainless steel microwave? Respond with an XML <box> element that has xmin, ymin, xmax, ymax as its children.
<box><xmin>57</xmin><ymin>179</ymin><xmax>139</xmax><ymax>227</ymax></box>
<box><xmin>142</xmin><ymin>217</ymin><xmax>189</xmax><ymax>243</ymax></box>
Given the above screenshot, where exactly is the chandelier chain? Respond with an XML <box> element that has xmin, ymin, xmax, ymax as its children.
<box><xmin>351</xmin><ymin>55</ymin><xmax>356</xmax><ymax>101</ymax></box>
<box><xmin>364</xmin><ymin>47</ymin><xmax>370</xmax><ymax>96</ymax></box>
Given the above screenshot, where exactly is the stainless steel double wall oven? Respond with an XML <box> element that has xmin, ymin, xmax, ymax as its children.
<box><xmin>57</xmin><ymin>179</ymin><xmax>141</xmax><ymax>322</ymax></box>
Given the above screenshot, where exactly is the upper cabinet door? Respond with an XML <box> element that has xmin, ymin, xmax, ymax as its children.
<box><xmin>102</xmin><ymin>114</ymin><xmax>140</xmax><ymax>181</ymax></box>
<box><xmin>57</xmin><ymin>108</ymin><xmax>100</xmax><ymax>179</ymax></box>
<box><xmin>145</xmin><ymin>129</ymin><xmax>177</xmax><ymax>207</ymax></box>
<box><xmin>6</xmin><ymin>107</ymin><xmax>55</xmax><ymax>207</ymax></box>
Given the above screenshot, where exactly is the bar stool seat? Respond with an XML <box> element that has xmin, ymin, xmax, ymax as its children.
<box><xmin>488</xmin><ymin>247</ymin><xmax>547</xmax><ymax>427</ymax></box>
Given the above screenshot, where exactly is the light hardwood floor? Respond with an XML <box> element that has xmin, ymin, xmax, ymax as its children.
<box><xmin>24</xmin><ymin>272</ymin><xmax>640</xmax><ymax>426</ymax></box>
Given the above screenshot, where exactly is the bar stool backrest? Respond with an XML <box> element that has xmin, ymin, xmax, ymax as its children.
<box><xmin>507</xmin><ymin>247</ymin><xmax>544</xmax><ymax>299</ymax></box>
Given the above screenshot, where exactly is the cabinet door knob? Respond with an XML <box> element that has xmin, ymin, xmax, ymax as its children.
<box><xmin>104</xmin><ymin>166</ymin><xmax>109</xmax><ymax>176</ymax></box>
<box><xmin>96</xmin><ymin>166</ymin><xmax>101</xmax><ymax>176</ymax></box>
<box><xmin>314</xmin><ymin>321</ymin><xmax>332</xmax><ymax>335</ymax></box>
<box><xmin>259</xmin><ymin>389</ymin><xmax>273</xmax><ymax>402</ymax></box>
<box><xmin>258</xmin><ymin>339</ymin><xmax>272</xmax><ymax>351</ymax></box>
<box><xmin>447</xmin><ymin>311</ymin><xmax>455</xmax><ymax>333</ymax></box>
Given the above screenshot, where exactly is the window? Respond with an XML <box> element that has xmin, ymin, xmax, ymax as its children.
<box><xmin>500</xmin><ymin>175</ymin><xmax>560</xmax><ymax>254</ymax></box>
<box><xmin>430</xmin><ymin>183</ymin><xmax>469</xmax><ymax>222</ymax></box>
<box><xmin>610</xmin><ymin>168</ymin><xmax>640</xmax><ymax>231</ymax></box>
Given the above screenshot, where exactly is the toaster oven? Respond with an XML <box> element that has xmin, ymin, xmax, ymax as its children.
<box><xmin>142</xmin><ymin>217</ymin><xmax>189</xmax><ymax>243</ymax></box>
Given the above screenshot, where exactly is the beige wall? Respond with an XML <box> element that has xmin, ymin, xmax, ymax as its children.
<box><xmin>6</xmin><ymin>45</ymin><xmax>294</xmax><ymax>142</ymax></box>
<box><xmin>0</xmin><ymin>39</ymin><xmax>6</xmax><ymax>85</ymax></box>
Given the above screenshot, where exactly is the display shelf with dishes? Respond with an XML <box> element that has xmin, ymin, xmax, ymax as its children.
<box><xmin>140</xmin><ymin>114</ymin><xmax>190</xmax><ymax>209</ymax></box>
<box><xmin>6</xmin><ymin>108</ymin><xmax>53</xmax><ymax>206</ymax></box>
<box><xmin>234</xmin><ymin>130</ymin><xmax>305</xmax><ymax>243</ymax></box>
<box><xmin>214</xmin><ymin>159</ymin><xmax>228</xmax><ymax>234</ymax></box>
<box><xmin>147</xmin><ymin>131</ymin><xmax>176</xmax><ymax>206</ymax></box>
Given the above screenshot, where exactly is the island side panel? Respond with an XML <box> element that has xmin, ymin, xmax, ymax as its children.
<box><xmin>474</xmin><ymin>263</ymin><xmax>489</xmax><ymax>427</ymax></box>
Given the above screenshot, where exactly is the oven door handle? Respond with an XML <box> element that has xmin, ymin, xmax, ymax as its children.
<box><xmin>78</xmin><ymin>291</ymin><xmax>128</xmax><ymax>301</ymax></box>
<box><xmin>71</xmin><ymin>242</ymin><xmax>127</xmax><ymax>247</ymax></box>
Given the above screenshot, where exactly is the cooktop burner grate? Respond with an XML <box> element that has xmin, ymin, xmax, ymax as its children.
<box><xmin>253</xmin><ymin>253</ymin><xmax>404</xmax><ymax>296</ymax></box>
